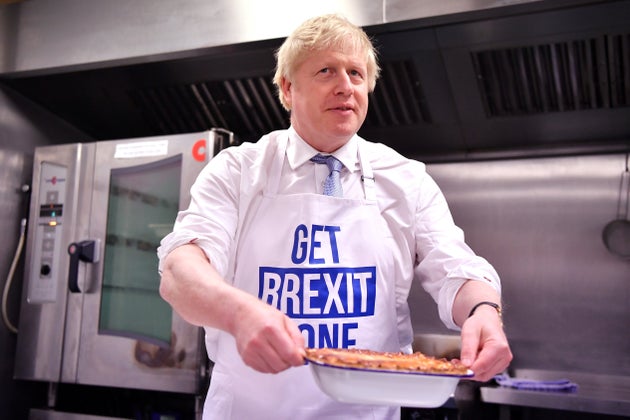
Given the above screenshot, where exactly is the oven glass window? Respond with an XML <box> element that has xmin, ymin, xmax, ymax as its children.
<box><xmin>99</xmin><ymin>154</ymin><xmax>181</xmax><ymax>346</ymax></box>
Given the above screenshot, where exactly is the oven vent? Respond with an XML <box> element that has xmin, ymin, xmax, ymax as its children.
<box><xmin>127</xmin><ymin>59</ymin><xmax>430</xmax><ymax>141</ymax></box>
<box><xmin>472</xmin><ymin>32</ymin><xmax>630</xmax><ymax>117</ymax></box>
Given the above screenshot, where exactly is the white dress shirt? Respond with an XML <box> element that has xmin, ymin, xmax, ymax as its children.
<box><xmin>158</xmin><ymin>126</ymin><xmax>500</xmax><ymax>331</ymax></box>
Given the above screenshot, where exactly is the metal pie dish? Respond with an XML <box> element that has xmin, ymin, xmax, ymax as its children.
<box><xmin>306</xmin><ymin>358</ymin><xmax>473</xmax><ymax>408</ymax></box>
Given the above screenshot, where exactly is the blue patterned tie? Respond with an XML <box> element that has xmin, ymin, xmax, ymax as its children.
<box><xmin>310</xmin><ymin>154</ymin><xmax>343</xmax><ymax>197</ymax></box>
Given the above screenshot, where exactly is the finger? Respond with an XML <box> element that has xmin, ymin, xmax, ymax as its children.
<box><xmin>472</xmin><ymin>355</ymin><xmax>505</xmax><ymax>382</ymax></box>
<box><xmin>241</xmin><ymin>343</ymin><xmax>279</xmax><ymax>373</ymax></box>
<box><xmin>286</xmin><ymin>316</ymin><xmax>305</xmax><ymax>348</ymax></box>
<box><xmin>284</xmin><ymin>316</ymin><xmax>306</xmax><ymax>361</ymax></box>
<box><xmin>471</xmin><ymin>355</ymin><xmax>497</xmax><ymax>381</ymax></box>
<box><xmin>470</xmin><ymin>343</ymin><xmax>512</xmax><ymax>381</ymax></box>
<box><xmin>238</xmin><ymin>322</ymin><xmax>291</xmax><ymax>373</ymax></box>
<box><xmin>246</xmin><ymin>339</ymin><xmax>295</xmax><ymax>374</ymax></box>
<box><xmin>459</xmin><ymin>323</ymin><xmax>480</xmax><ymax>367</ymax></box>
<box><xmin>266</xmin><ymin>319</ymin><xmax>305</xmax><ymax>368</ymax></box>
<box><xmin>246</xmin><ymin>316</ymin><xmax>303</xmax><ymax>372</ymax></box>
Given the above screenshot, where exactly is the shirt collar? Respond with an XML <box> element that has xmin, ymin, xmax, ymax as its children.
<box><xmin>286</xmin><ymin>126</ymin><xmax>359</xmax><ymax>173</ymax></box>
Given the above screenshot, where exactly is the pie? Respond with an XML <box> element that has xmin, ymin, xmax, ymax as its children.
<box><xmin>304</xmin><ymin>347</ymin><xmax>469</xmax><ymax>375</ymax></box>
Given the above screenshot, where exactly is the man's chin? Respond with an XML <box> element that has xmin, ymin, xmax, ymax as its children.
<box><xmin>327</xmin><ymin>122</ymin><xmax>361</xmax><ymax>139</ymax></box>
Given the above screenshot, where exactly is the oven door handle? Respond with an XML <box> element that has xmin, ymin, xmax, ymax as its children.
<box><xmin>67</xmin><ymin>239</ymin><xmax>100</xmax><ymax>293</ymax></box>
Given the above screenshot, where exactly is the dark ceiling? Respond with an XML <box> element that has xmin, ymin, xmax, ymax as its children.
<box><xmin>2</xmin><ymin>1</ymin><xmax>630</xmax><ymax>162</ymax></box>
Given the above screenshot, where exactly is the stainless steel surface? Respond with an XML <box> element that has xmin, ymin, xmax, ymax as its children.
<box><xmin>14</xmin><ymin>131</ymin><xmax>227</xmax><ymax>393</ymax></box>
<box><xmin>410</xmin><ymin>153</ymin><xmax>630</xmax><ymax>379</ymax></box>
<box><xmin>480</xmin><ymin>369</ymin><xmax>630</xmax><ymax>416</ymax></box>
<box><xmin>0</xmin><ymin>0</ymin><xmax>546</xmax><ymax>75</ymax></box>
<box><xmin>602</xmin><ymin>156</ymin><xmax>630</xmax><ymax>258</ymax></box>
<box><xmin>385</xmin><ymin>0</ymin><xmax>544</xmax><ymax>22</ymax></box>
<box><xmin>30</xmin><ymin>408</ymin><xmax>131</xmax><ymax>420</ymax></box>
<box><xmin>75</xmin><ymin>134</ymin><xmax>206</xmax><ymax>391</ymax></box>
<box><xmin>0</xmin><ymin>148</ymin><xmax>29</xmax><ymax>314</ymax></box>
<box><xmin>412</xmin><ymin>333</ymin><xmax>461</xmax><ymax>359</ymax></box>
<box><xmin>14</xmin><ymin>143</ymin><xmax>87</xmax><ymax>383</ymax></box>
<box><xmin>0</xmin><ymin>85</ymin><xmax>91</xmax><ymax>419</ymax></box>
<box><xmin>0</xmin><ymin>150</ymin><xmax>26</xmax><ymax>336</ymax></box>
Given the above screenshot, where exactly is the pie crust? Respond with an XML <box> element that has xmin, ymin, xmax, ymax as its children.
<box><xmin>304</xmin><ymin>347</ymin><xmax>469</xmax><ymax>375</ymax></box>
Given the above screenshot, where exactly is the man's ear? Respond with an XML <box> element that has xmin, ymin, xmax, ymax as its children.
<box><xmin>280</xmin><ymin>76</ymin><xmax>292</xmax><ymax>109</ymax></box>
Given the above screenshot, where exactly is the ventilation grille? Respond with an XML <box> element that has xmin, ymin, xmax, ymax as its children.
<box><xmin>127</xmin><ymin>59</ymin><xmax>430</xmax><ymax>140</ymax></box>
<box><xmin>128</xmin><ymin>77</ymin><xmax>288</xmax><ymax>141</ymax></box>
<box><xmin>365</xmin><ymin>59</ymin><xmax>432</xmax><ymax>127</ymax></box>
<box><xmin>473</xmin><ymin>32</ymin><xmax>630</xmax><ymax>117</ymax></box>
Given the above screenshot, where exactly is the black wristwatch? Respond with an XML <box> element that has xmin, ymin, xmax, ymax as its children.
<box><xmin>468</xmin><ymin>301</ymin><xmax>502</xmax><ymax>319</ymax></box>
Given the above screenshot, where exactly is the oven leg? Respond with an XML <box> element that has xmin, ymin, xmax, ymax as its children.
<box><xmin>46</xmin><ymin>382</ymin><xmax>58</xmax><ymax>409</ymax></box>
<box><xmin>195</xmin><ymin>394</ymin><xmax>203</xmax><ymax>420</ymax></box>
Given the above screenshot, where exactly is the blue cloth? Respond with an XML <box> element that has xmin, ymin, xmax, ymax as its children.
<box><xmin>310</xmin><ymin>154</ymin><xmax>343</xmax><ymax>197</ymax></box>
<box><xmin>494</xmin><ymin>373</ymin><xmax>578</xmax><ymax>393</ymax></box>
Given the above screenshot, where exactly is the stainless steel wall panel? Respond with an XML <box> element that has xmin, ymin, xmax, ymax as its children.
<box><xmin>0</xmin><ymin>149</ymin><xmax>29</xmax><ymax>336</ymax></box>
<box><xmin>384</xmin><ymin>0</ymin><xmax>543</xmax><ymax>23</ymax></box>
<box><xmin>0</xmin><ymin>0</ymin><xmax>559</xmax><ymax>76</ymax></box>
<box><xmin>409</xmin><ymin>153</ymin><xmax>630</xmax><ymax>376</ymax></box>
<box><xmin>0</xmin><ymin>0</ymin><xmax>384</xmax><ymax>75</ymax></box>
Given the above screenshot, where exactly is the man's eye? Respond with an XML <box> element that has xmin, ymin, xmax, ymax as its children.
<box><xmin>319</xmin><ymin>68</ymin><xmax>330</xmax><ymax>74</ymax></box>
<box><xmin>350</xmin><ymin>70</ymin><xmax>363</xmax><ymax>78</ymax></box>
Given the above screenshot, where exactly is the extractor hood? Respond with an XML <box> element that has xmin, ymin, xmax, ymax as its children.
<box><xmin>1</xmin><ymin>0</ymin><xmax>629</xmax><ymax>161</ymax></box>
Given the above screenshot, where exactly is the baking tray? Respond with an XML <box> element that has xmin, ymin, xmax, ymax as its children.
<box><xmin>307</xmin><ymin>358</ymin><xmax>473</xmax><ymax>407</ymax></box>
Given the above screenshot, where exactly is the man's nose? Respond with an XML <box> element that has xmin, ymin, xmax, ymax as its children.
<box><xmin>334</xmin><ymin>72</ymin><xmax>353</xmax><ymax>95</ymax></box>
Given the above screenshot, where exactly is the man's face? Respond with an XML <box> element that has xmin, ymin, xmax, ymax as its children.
<box><xmin>280</xmin><ymin>47</ymin><xmax>369</xmax><ymax>152</ymax></box>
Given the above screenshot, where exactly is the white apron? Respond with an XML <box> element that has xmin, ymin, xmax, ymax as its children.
<box><xmin>203</xmin><ymin>133</ymin><xmax>408</xmax><ymax>419</ymax></box>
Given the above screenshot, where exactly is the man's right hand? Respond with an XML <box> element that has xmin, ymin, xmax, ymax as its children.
<box><xmin>230</xmin><ymin>294</ymin><xmax>306</xmax><ymax>373</ymax></box>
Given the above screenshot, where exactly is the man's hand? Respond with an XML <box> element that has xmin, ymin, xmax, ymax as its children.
<box><xmin>459</xmin><ymin>305</ymin><xmax>512</xmax><ymax>381</ymax></box>
<box><xmin>230</xmin><ymin>293</ymin><xmax>306</xmax><ymax>373</ymax></box>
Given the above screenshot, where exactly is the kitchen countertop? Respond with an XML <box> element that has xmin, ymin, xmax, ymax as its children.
<box><xmin>480</xmin><ymin>369</ymin><xmax>630</xmax><ymax>417</ymax></box>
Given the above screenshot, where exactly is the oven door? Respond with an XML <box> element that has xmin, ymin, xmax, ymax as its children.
<box><xmin>71</xmin><ymin>132</ymin><xmax>214</xmax><ymax>393</ymax></box>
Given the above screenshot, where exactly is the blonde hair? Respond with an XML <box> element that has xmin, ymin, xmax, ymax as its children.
<box><xmin>273</xmin><ymin>14</ymin><xmax>380</xmax><ymax>111</ymax></box>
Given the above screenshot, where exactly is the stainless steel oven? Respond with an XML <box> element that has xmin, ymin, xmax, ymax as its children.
<box><xmin>14</xmin><ymin>129</ymin><xmax>233</xmax><ymax>396</ymax></box>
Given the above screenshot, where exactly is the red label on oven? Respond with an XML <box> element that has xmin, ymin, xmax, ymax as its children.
<box><xmin>192</xmin><ymin>139</ymin><xmax>207</xmax><ymax>162</ymax></box>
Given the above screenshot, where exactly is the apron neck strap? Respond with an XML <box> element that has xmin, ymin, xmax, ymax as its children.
<box><xmin>357</xmin><ymin>141</ymin><xmax>376</xmax><ymax>202</ymax></box>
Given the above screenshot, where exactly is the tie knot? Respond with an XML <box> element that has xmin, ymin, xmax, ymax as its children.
<box><xmin>310</xmin><ymin>154</ymin><xmax>343</xmax><ymax>197</ymax></box>
<box><xmin>310</xmin><ymin>154</ymin><xmax>342</xmax><ymax>172</ymax></box>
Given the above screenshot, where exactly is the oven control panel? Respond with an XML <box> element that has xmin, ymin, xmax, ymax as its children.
<box><xmin>27</xmin><ymin>162</ymin><xmax>67</xmax><ymax>303</ymax></box>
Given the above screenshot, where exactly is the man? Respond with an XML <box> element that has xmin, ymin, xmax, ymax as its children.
<box><xmin>158</xmin><ymin>13</ymin><xmax>511</xmax><ymax>419</ymax></box>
